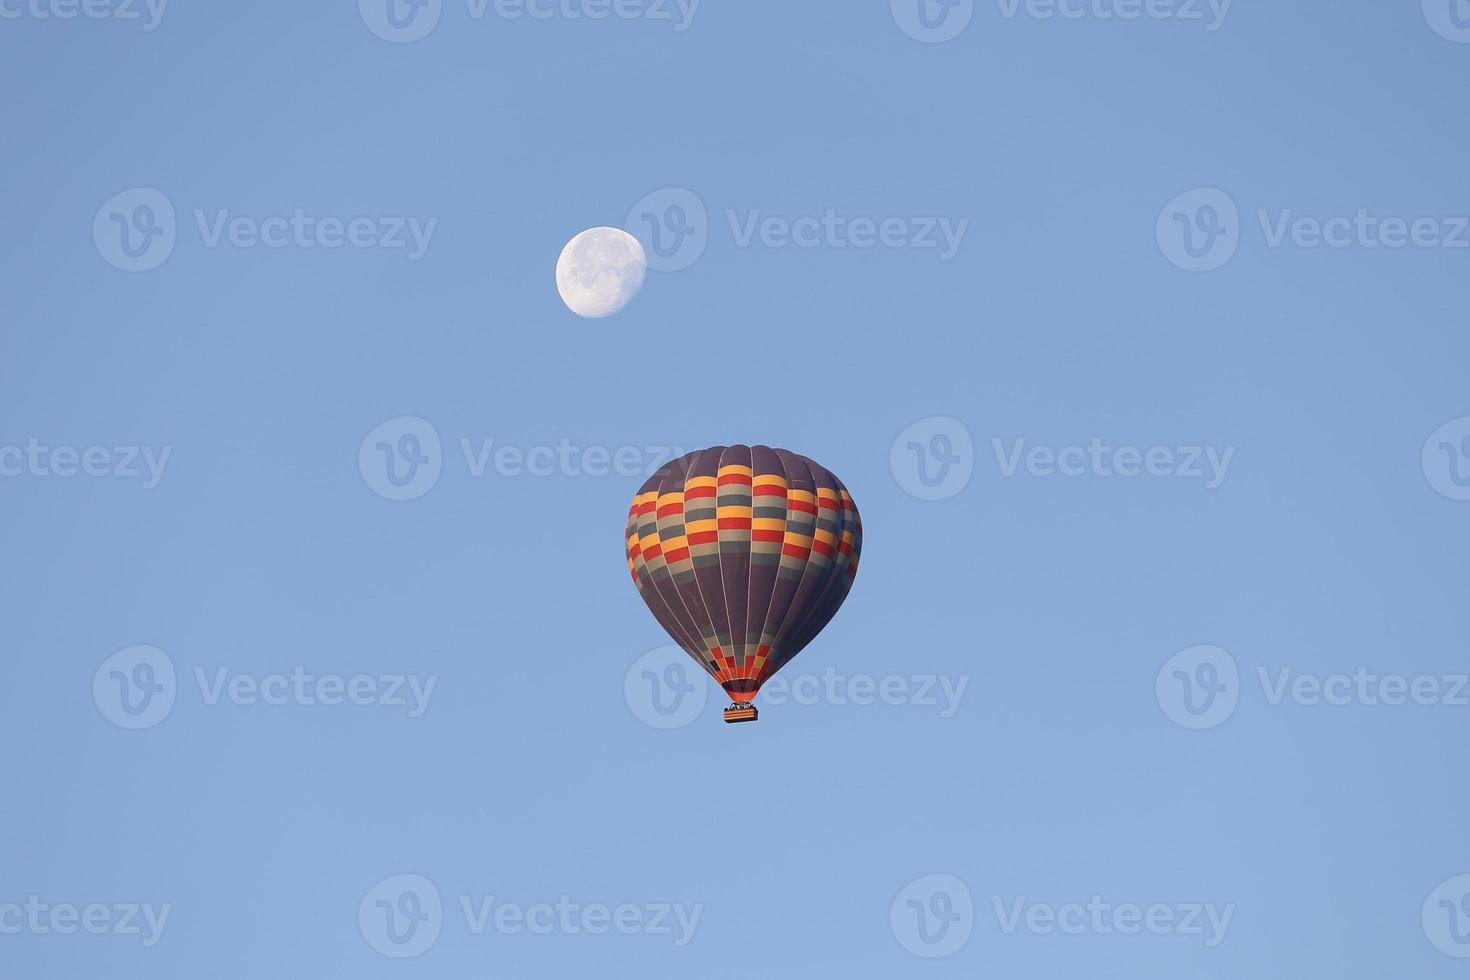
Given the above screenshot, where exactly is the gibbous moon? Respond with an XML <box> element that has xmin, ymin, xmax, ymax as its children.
<box><xmin>555</xmin><ymin>227</ymin><xmax>647</xmax><ymax>318</ymax></box>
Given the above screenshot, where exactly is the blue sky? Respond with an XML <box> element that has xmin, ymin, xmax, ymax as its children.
<box><xmin>3</xmin><ymin>2</ymin><xmax>1470</xmax><ymax>977</ymax></box>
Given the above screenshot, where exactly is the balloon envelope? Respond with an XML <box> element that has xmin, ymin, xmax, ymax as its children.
<box><xmin>625</xmin><ymin>445</ymin><xmax>863</xmax><ymax>715</ymax></box>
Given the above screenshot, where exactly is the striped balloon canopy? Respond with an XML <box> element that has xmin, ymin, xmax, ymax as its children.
<box><xmin>624</xmin><ymin>446</ymin><xmax>863</xmax><ymax>723</ymax></box>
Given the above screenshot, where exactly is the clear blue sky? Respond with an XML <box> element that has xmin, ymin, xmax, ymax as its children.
<box><xmin>3</xmin><ymin>2</ymin><xmax>1470</xmax><ymax>977</ymax></box>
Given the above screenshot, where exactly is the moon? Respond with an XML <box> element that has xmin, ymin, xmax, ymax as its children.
<box><xmin>555</xmin><ymin>227</ymin><xmax>647</xmax><ymax>318</ymax></box>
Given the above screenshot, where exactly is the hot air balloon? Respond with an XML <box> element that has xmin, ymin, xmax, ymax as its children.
<box><xmin>625</xmin><ymin>446</ymin><xmax>863</xmax><ymax>724</ymax></box>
